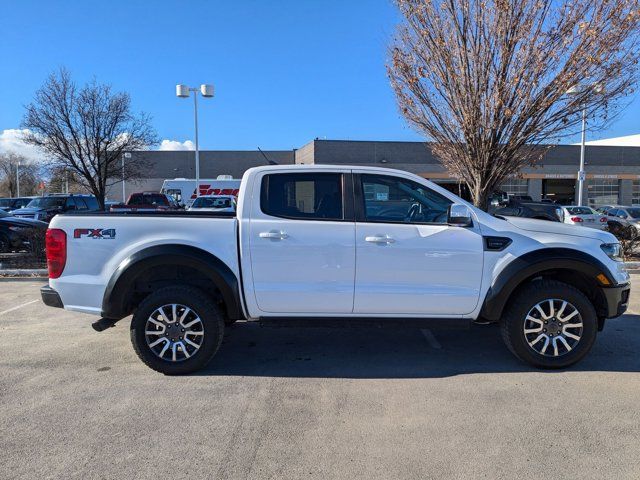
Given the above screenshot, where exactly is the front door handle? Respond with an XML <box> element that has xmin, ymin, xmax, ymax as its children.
<box><xmin>259</xmin><ymin>230</ymin><xmax>289</xmax><ymax>240</ymax></box>
<box><xmin>365</xmin><ymin>235</ymin><xmax>395</xmax><ymax>244</ymax></box>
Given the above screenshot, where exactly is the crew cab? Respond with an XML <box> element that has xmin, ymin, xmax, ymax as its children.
<box><xmin>40</xmin><ymin>165</ymin><xmax>631</xmax><ymax>374</ymax></box>
<box><xmin>110</xmin><ymin>192</ymin><xmax>181</xmax><ymax>213</ymax></box>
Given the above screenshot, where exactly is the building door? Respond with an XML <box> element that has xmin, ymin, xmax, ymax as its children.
<box><xmin>542</xmin><ymin>179</ymin><xmax>576</xmax><ymax>204</ymax></box>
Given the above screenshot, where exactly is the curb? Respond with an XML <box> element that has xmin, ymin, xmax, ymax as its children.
<box><xmin>0</xmin><ymin>269</ymin><xmax>48</xmax><ymax>280</ymax></box>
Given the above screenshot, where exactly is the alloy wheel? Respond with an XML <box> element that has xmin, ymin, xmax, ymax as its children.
<box><xmin>144</xmin><ymin>304</ymin><xmax>205</xmax><ymax>362</ymax></box>
<box><xmin>523</xmin><ymin>299</ymin><xmax>583</xmax><ymax>357</ymax></box>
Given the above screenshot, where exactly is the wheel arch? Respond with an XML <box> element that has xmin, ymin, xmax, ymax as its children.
<box><xmin>481</xmin><ymin>248</ymin><xmax>613</xmax><ymax>323</ymax></box>
<box><xmin>101</xmin><ymin>244</ymin><xmax>244</xmax><ymax>321</ymax></box>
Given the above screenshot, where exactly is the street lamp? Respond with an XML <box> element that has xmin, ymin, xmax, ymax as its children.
<box><xmin>122</xmin><ymin>152</ymin><xmax>131</xmax><ymax>201</ymax></box>
<box><xmin>16</xmin><ymin>161</ymin><xmax>20</xmax><ymax>197</ymax></box>
<box><xmin>176</xmin><ymin>84</ymin><xmax>214</xmax><ymax>197</ymax></box>
<box><xmin>566</xmin><ymin>84</ymin><xmax>603</xmax><ymax>206</ymax></box>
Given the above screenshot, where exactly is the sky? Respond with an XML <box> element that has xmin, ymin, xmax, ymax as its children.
<box><xmin>1</xmin><ymin>0</ymin><xmax>639</xmax><ymax>158</ymax></box>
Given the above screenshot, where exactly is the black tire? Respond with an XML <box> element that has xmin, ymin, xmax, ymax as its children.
<box><xmin>130</xmin><ymin>285</ymin><xmax>224</xmax><ymax>375</ymax></box>
<box><xmin>224</xmin><ymin>318</ymin><xmax>238</xmax><ymax>327</ymax></box>
<box><xmin>500</xmin><ymin>279</ymin><xmax>598</xmax><ymax>369</ymax></box>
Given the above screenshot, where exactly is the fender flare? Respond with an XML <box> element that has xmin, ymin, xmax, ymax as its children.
<box><xmin>480</xmin><ymin>248</ymin><xmax>614</xmax><ymax>321</ymax></box>
<box><xmin>101</xmin><ymin>244</ymin><xmax>244</xmax><ymax>320</ymax></box>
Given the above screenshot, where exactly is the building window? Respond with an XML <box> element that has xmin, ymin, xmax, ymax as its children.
<box><xmin>633</xmin><ymin>181</ymin><xmax>640</xmax><ymax>205</ymax></box>
<box><xmin>500</xmin><ymin>178</ymin><xmax>528</xmax><ymax>196</ymax></box>
<box><xmin>588</xmin><ymin>179</ymin><xmax>619</xmax><ymax>207</ymax></box>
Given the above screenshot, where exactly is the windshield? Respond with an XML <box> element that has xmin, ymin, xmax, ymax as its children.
<box><xmin>566</xmin><ymin>207</ymin><xmax>594</xmax><ymax>215</ymax></box>
<box><xmin>627</xmin><ymin>208</ymin><xmax>640</xmax><ymax>219</ymax></box>
<box><xmin>27</xmin><ymin>197</ymin><xmax>65</xmax><ymax>208</ymax></box>
<box><xmin>192</xmin><ymin>197</ymin><xmax>233</xmax><ymax>208</ymax></box>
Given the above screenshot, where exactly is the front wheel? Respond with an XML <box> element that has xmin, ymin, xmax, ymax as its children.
<box><xmin>130</xmin><ymin>286</ymin><xmax>224</xmax><ymax>375</ymax></box>
<box><xmin>500</xmin><ymin>280</ymin><xmax>598</xmax><ymax>369</ymax></box>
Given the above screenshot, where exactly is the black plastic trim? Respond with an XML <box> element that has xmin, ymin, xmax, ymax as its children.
<box><xmin>483</xmin><ymin>236</ymin><xmax>513</xmax><ymax>251</ymax></box>
<box><xmin>259</xmin><ymin>316</ymin><xmax>471</xmax><ymax>329</ymax></box>
<box><xmin>101</xmin><ymin>244</ymin><xmax>244</xmax><ymax>321</ymax></box>
<box><xmin>480</xmin><ymin>248</ymin><xmax>617</xmax><ymax>321</ymax></box>
<box><xmin>41</xmin><ymin>286</ymin><xmax>64</xmax><ymax>309</ymax></box>
<box><xmin>601</xmin><ymin>282</ymin><xmax>631</xmax><ymax>318</ymax></box>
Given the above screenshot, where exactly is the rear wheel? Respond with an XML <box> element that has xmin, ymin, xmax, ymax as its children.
<box><xmin>130</xmin><ymin>286</ymin><xmax>224</xmax><ymax>375</ymax></box>
<box><xmin>500</xmin><ymin>280</ymin><xmax>598</xmax><ymax>369</ymax></box>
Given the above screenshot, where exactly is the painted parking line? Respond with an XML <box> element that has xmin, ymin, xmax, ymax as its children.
<box><xmin>0</xmin><ymin>299</ymin><xmax>39</xmax><ymax>316</ymax></box>
<box><xmin>420</xmin><ymin>328</ymin><xmax>442</xmax><ymax>349</ymax></box>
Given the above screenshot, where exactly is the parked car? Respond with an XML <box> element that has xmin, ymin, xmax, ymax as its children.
<box><xmin>603</xmin><ymin>206</ymin><xmax>640</xmax><ymax>235</ymax></box>
<box><xmin>594</xmin><ymin>205</ymin><xmax>615</xmax><ymax>215</ymax></box>
<box><xmin>0</xmin><ymin>197</ymin><xmax>35</xmax><ymax>213</ymax></box>
<box><xmin>110</xmin><ymin>192</ymin><xmax>182</xmax><ymax>213</ymax></box>
<box><xmin>188</xmin><ymin>195</ymin><xmax>236</xmax><ymax>213</ymax></box>
<box><xmin>12</xmin><ymin>194</ymin><xmax>100</xmax><ymax>223</ymax></box>
<box><xmin>41</xmin><ymin>165</ymin><xmax>630</xmax><ymax>374</ymax></box>
<box><xmin>490</xmin><ymin>193</ymin><xmax>563</xmax><ymax>222</ymax></box>
<box><xmin>0</xmin><ymin>210</ymin><xmax>47</xmax><ymax>254</ymax></box>
<box><xmin>561</xmin><ymin>206</ymin><xmax>608</xmax><ymax>230</ymax></box>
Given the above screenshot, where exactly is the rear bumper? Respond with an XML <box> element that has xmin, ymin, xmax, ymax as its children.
<box><xmin>602</xmin><ymin>282</ymin><xmax>631</xmax><ymax>318</ymax></box>
<box><xmin>41</xmin><ymin>286</ymin><xmax>64</xmax><ymax>309</ymax></box>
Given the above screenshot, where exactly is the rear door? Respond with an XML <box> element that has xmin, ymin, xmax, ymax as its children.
<box><xmin>248</xmin><ymin>171</ymin><xmax>356</xmax><ymax>314</ymax></box>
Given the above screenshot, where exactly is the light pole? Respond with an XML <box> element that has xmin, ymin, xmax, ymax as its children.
<box><xmin>122</xmin><ymin>152</ymin><xmax>131</xmax><ymax>201</ymax></box>
<box><xmin>176</xmin><ymin>84</ymin><xmax>214</xmax><ymax>197</ymax></box>
<box><xmin>16</xmin><ymin>161</ymin><xmax>20</xmax><ymax>197</ymax></box>
<box><xmin>567</xmin><ymin>84</ymin><xmax>602</xmax><ymax>206</ymax></box>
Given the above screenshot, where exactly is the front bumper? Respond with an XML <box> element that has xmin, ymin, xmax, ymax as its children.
<box><xmin>602</xmin><ymin>282</ymin><xmax>631</xmax><ymax>318</ymax></box>
<box><xmin>41</xmin><ymin>286</ymin><xmax>64</xmax><ymax>309</ymax></box>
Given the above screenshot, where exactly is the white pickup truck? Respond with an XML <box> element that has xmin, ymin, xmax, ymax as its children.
<box><xmin>41</xmin><ymin>165</ymin><xmax>631</xmax><ymax>374</ymax></box>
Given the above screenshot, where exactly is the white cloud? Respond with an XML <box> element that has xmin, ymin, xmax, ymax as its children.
<box><xmin>158</xmin><ymin>139</ymin><xmax>195</xmax><ymax>151</ymax></box>
<box><xmin>0</xmin><ymin>129</ymin><xmax>44</xmax><ymax>163</ymax></box>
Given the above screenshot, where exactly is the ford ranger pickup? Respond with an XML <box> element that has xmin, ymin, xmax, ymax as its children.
<box><xmin>40</xmin><ymin>165</ymin><xmax>631</xmax><ymax>374</ymax></box>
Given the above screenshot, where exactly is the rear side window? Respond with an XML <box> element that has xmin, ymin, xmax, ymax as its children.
<box><xmin>84</xmin><ymin>197</ymin><xmax>99</xmax><ymax>210</ymax></box>
<box><xmin>74</xmin><ymin>198</ymin><xmax>88</xmax><ymax>210</ymax></box>
<box><xmin>261</xmin><ymin>173</ymin><xmax>343</xmax><ymax>220</ymax></box>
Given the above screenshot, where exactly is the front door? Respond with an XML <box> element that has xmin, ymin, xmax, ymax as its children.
<box><xmin>353</xmin><ymin>173</ymin><xmax>484</xmax><ymax>316</ymax></box>
<box><xmin>249</xmin><ymin>171</ymin><xmax>355</xmax><ymax>314</ymax></box>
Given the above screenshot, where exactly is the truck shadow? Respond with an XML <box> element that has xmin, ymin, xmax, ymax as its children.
<box><xmin>198</xmin><ymin>314</ymin><xmax>640</xmax><ymax>378</ymax></box>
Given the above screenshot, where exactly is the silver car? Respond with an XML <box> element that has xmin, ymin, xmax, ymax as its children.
<box><xmin>604</xmin><ymin>206</ymin><xmax>640</xmax><ymax>235</ymax></box>
<box><xmin>561</xmin><ymin>205</ymin><xmax>608</xmax><ymax>230</ymax></box>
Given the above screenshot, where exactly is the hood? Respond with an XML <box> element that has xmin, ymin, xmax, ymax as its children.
<box><xmin>12</xmin><ymin>207</ymin><xmax>46</xmax><ymax>214</ymax></box>
<box><xmin>504</xmin><ymin>216</ymin><xmax>616</xmax><ymax>243</ymax></box>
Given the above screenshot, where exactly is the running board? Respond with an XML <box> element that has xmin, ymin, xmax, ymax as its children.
<box><xmin>258</xmin><ymin>317</ymin><xmax>471</xmax><ymax>330</ymax></box>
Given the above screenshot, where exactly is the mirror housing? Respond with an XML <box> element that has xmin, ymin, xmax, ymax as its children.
<box><xmin>448</xmin><ymin>204</ymin><xmax>473</xmax><ymax>227</ymax></box>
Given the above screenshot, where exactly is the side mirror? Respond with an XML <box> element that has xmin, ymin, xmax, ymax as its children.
<box><xmin>448</xmin><ymin>203</ymin><xmax>473</xmax><ymax>227</ymax></box>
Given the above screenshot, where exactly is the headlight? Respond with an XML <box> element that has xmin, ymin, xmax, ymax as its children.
<box><xmin>601</xmin><ymin>243</ymin><xmax>623</xmax><ymax>261</ymax></box>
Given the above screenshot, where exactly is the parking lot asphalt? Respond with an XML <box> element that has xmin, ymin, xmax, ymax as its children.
<box><xmin>1</xmin><ymin>278</ymin><xmax>640</xmax><ymax>480</ymax></box>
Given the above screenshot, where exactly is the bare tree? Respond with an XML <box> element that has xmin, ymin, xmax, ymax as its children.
<box><xmin>388</xmin><ymin>0</ymin><xmax>640</xmax><ymax>208</ymax></box>
<box><xmin>0</xmin><ymin>152</ymin><xmax>41</xmax><ymax>197</ymax></box>
<box><xmin>22</xmin><ymin>69</ymin><xmax>158</xmax><ymax>208</ymax></box>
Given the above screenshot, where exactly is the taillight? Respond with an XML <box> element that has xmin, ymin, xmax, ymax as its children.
<box><xmin>571</xmin><ymin>217</ymin><xmax>583</xmax><ymax>223</ymax></box>
<box><xmin>600</xmin><ymin>217</ymin><xmax>608</xmax><ymax>222</ymax></box>
<box><xmin>46</xmin><ymin>229</ymin><xmax>67</xmax><ymax>279</ymax></box>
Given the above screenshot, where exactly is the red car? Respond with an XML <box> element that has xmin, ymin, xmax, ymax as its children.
<box><xmin>109</xmin><ymin>192</ymin><xmax>182</xmax><ymax>213</ymax></box>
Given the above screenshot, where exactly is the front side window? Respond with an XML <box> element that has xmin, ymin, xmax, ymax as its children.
<box><xmin>361</xmin><ymin>174</ymin><xmax>452</xmax><ymax>224</ymax></box>
<box><xmin>261</xmin><ymin>173</ymin><xmax>343</xmax><ymax>220</ymax></box>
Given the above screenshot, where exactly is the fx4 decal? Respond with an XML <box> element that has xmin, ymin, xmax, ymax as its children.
<box><xmin>74</xmin><ymin>228</ymin><xmax>116</xmax><ymax>239</ymax></box>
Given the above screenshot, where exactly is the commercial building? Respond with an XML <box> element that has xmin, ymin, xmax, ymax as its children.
<box><xmin>114</xmin><ymin>136</ymin><xmax>640</xmax><ymax>206</ymax></box>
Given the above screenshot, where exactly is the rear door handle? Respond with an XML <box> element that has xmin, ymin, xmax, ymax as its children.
<box><xmin>365</xmin><ymin>235</ymin><xmax>395</xmax><ymax>244</ymax></box>
<box><xmin>259</xmin><ymin>230</ymin><xmax>289</xmax><ymax>240</ymax></box>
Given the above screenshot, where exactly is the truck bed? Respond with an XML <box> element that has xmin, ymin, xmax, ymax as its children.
<box><xmin>48</xmin><ymin>212</ymin><xmax>240</xmax><ymax>315</ymax></box>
